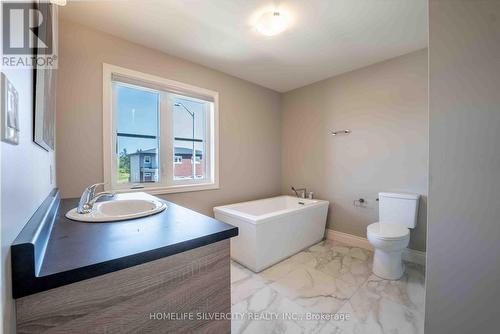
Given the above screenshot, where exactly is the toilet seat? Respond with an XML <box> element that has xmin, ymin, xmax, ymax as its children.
<box><xmin>367</xmin><ymin>222</ymin><xmax>409</xmax><ymax>240</ymax></box>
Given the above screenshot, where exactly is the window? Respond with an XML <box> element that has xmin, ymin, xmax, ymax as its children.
<box><xmin>143</xmin><ymin>172</ymin><xmax>153</xmax><ymax>182</ymax></box>
<box><xmin>103</xmin><ymin>64</ymin><xmax>219</xmax><ymax>194</ymax></box>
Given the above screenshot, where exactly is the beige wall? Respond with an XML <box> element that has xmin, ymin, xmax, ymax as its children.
<box><xmin>426</xmin><ymin>1</ymin><xmax>500</xmax><ymax>333</ymax></box>
<box><xmin>281</xmin><ymin>50</ymin><xmax>428</xmax><ymax>251</ymax></box>
<box><xmin>56</xmin><ymin>21</ymin><xmax>282</xmax><ymax>215</ymax></box>
<box><xmin>57</xmin><ymin>21</ymin><xmax>428</xmax><ymax>251</ymax></box>
<box><xmin>1</xmin><ymin>70</ymin><xmax>56</xmax><ymax>333</ymax></box>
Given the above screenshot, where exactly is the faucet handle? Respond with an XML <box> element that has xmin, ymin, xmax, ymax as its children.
<box><xmin>87</xmin><ymin>182</ymin><xmax>105</xmax><ymax>190</ymax></box>
<box><xmin>86</xmin><ymin>183</ymin><xmax>105</xmax><ymax>197</ymax></box>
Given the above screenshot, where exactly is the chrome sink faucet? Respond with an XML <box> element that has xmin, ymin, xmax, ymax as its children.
<box><xmin>77</xmin><ymin>183</ymin><xmax>115</xmax><ymax>214</ymax></box>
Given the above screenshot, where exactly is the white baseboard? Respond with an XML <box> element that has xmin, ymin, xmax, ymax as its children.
<box><xmin>325</xmin><ymin>229</ymin><xmax>426</xmax><ymax>266</ymax></box>
<box><xmin>326</xmin><ymin>229</ymin><xmax>373</xmax><ymax>250</ymax></box>
<box><xmin>402</xmin><ymin>248</ymin><xmax>426</xmax><ymax>266</ymax></box>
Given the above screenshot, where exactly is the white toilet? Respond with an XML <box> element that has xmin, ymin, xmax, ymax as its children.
<box><xmin>367</xmin><ymin>192</ymin><xmax>420</xmax><ymax>280</ymax></box>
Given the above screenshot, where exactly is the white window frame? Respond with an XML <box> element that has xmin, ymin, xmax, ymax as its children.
<box><xmin>144</xmin><ymin>156</ymin><xmax>151</xmax><ymax>164</ymax></box>
<box><xmin>192</xmin><ymin>156</ymin><xmax>201</xmax><ymax>164</ymax></box>
<box><xmin>103</xmin><ymin>63</ymin><xmax>219</xmax><ymax>194</ymax></box>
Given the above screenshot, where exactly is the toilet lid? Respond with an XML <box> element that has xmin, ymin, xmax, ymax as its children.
<box><xmin>367</xmin><ymin>222</ymin><xmax>409</xmax><ymax>240</ymax></box>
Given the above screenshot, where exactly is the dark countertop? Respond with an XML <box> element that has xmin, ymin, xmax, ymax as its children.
<box><xmin>11</xmin><ymin>191</ymin><xmax>238</xmax><ymax>298</ymax></box>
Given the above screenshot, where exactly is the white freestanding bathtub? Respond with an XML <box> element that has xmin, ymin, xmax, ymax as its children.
<box><xmin>213</xmin><ymin>196</ymin><xmax>329</xmax><ymax>272</ymax></box>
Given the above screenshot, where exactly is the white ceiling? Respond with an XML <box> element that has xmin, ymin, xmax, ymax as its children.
<box><xmin>60</xmin><ymin>0</ymin><xmax>428</xmax><ymax>92</ymax></box>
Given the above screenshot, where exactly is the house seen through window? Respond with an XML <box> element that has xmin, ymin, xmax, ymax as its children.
<box><xmin>107</xmin><ymin>65</ymin><xmax>218</xmax><ymax>193</ymax></box>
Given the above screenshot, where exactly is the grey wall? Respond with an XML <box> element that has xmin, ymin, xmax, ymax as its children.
<box><xmin>281</xmin><ymin>50</ymin><xmax>428</xmax><ymax>251</ymax></box>
<box><xmin>426</xmin><ymin>1</ymin><xmax>500</xmax><ymax>333</ymax></box>
<box><xmin>56</xmin><ymin>21</ymin><xmax>282</xmax><ymax>216</ymax></box>
<box><xmin>0</xmin><ymin>72</ymin><xmax>56</xmax><ymax>333</ymax></box>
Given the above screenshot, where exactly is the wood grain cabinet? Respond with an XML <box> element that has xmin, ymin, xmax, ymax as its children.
<box><xmin>16</xmin><ymin>240</ymin><xmax>231</xmax><ymax>334</ymax></box>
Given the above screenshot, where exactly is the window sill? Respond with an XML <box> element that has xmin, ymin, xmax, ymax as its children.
<box><xmin>110</xmin><ymin>182</ymin><xmax>219</xmax><ymax>195</ymax></box>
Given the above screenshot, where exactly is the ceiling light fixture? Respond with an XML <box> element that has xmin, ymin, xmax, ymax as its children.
<box><xmin>50</xmin><ymin>0</ymin><xmax>67</xmax><ymax>6</ymax></box>
<box><xmin>255</xmin><ymin>11</ymin><xmax>289</xmax><ymax>36</ymax></box>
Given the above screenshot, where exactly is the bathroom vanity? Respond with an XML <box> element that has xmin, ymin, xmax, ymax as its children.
<box><xmin>11</xmin><ymin>190</ymin><xmax>238</xmax><ymax>334</ymax></box>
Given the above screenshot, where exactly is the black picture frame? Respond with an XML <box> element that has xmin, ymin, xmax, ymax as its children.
<box><xmin>33</xmin><ymin>1</ymin><xmax>56</xmax><ymax>151</ymax></box>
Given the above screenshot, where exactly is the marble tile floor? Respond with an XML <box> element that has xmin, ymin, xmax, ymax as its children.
<box><xmin>231</xmin><ymin>239</ymin><xmax>425</xmax><ymax>334</ymax></box>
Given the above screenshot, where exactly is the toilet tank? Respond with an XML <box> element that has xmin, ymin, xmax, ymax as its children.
<box><xmin>379</xmin><ymin>192</ymin><xmax>420</xmax><ymax>228</ymax></box>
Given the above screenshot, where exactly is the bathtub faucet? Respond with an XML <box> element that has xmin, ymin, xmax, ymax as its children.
<box><xmin>291</xmin><ymin>186</ymin><xmax>307</xmax><ymax>199</ymax></box>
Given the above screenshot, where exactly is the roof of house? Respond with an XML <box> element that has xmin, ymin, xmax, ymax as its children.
<box><xmin>127</xmin><ymin>148</ymin><xmax>157</xmax><ymax>156</ymax></box>
<box><xmin>127</xmin><ymin>148</ymin><xmax>202</xmax><ymax>156</ymax></box>
<box><xmin>175</xmin><ymin>147</ymin><xmax>202</xmax><ymax>156</ymax></box>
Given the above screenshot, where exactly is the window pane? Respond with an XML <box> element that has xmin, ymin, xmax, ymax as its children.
<box><xmin>114</xmin><ymin>83</ymin><xmax>160</xmax><ymax>184</ymax></box>
<box><xmin>172</xmin><ymin>98</ymin><xmax>207</xmax><ymax>180</ymax></box>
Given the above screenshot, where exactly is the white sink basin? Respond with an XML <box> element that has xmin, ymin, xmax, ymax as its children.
<box><xmin>66</xmin><ymin>199</ymin><xmax>167</xmax><ymax>222</ymax></box>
